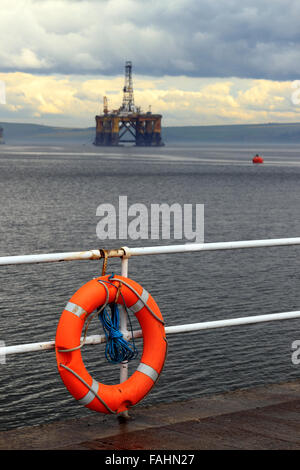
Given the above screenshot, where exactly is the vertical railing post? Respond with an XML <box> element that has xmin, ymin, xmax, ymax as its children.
<box><xmin>119</xmin><ymin>255</ymin><xmax>129</xmax><ymax>383</ymax></box>
<box><xmin>119</xmin><ymin>250</ymin><xmax>130</xmax><ymax>419</ymax></box>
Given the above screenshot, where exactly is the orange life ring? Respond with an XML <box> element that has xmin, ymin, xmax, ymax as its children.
<box><xmin>55</xmin><ymin>275</ymin><xmax>167</xmax><ymax>414</ymax></box>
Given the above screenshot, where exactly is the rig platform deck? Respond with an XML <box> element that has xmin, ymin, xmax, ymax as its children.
<box><xmin>1</xmin><ymin>379</ymin><xmax>300</xmax><ymax>450</ymax></box>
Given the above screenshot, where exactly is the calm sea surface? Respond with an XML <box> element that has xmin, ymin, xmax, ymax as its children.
<box><xmin>1</xmin><ymin>142</ymin><xmax>300</xmax><ymax>431</ymax></box>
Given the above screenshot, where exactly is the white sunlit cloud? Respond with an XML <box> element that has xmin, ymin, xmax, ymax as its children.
<box><xmin>1</xmin><ymin>72</ymin><xmax>300</xmax><ymax>127</ymax></box>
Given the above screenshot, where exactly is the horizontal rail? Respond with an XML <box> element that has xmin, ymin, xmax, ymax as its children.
<box><xmin>0</xmin><ymin>249</ymin><xmax>124</xmax><ymax>266</ymax></box>
<box><xmin>1</xmin><ymin>310</ymin><xmax>300</xmax><ymax>357</ymax></box>
<box><xmin>127</xmin><ymin>238</ymin><xmax>300</xmax><ymax>257</ymax></box>
<box><xmin>1</xmin><ymin>238</ymin><xmax>300</xmax><ymax>266</ymax></box>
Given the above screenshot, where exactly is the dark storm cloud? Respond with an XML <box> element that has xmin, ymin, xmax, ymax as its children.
<box><xmin>0</xmin><ymin>0</ymin><xmax>300</xmax><ymax>80</ymax></box>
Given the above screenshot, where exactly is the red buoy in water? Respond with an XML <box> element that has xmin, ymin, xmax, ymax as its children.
<box><xmin>253</xmin><ymin>154</ymin><xmax>264</xmax><ymax>164</ymax></box>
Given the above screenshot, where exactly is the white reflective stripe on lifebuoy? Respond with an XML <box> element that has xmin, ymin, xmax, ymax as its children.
<box><xmin>77</xmin><ymin>378</ymin><xmax>99</xmax><ymax>406</ymax></box>
<box><xmin>137</xmin><ymin>362</ymin><xmax>159</xmax><ymax>382</ymax></box>
<box><xmin>65</xmin><ymin>302</ymin><xmax>87</xmax><ymax>318</ymax></box>
<box><xmin>130</xmin><ymin>289</ymin><xmax>149</xmax><ymax>314</ymax></box>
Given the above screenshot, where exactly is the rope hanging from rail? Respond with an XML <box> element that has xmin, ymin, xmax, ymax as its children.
<box><xmin>98</xmin><ymin>303</ymin><xmax>138</xmax><ymax>364</ymax></box>
<box><xmin>100</xmin><ymin>249</ymin><xmax>108</xmax><ymax>276</ymax></box>
<box><xmin>97</xmin><ymin>276</ymin><xmax>138</xmax><ymax>364</ymax></box>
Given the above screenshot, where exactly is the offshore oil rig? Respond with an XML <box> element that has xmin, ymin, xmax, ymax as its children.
<box><xmin>0</xmin><ymin>126</ymin><xmax>4</xmax><ymax>144</ymax></box>
<box><xmin>94</xmin><ymin>61</ymin><xmax>164</xmax><ymax>147</ymax></box>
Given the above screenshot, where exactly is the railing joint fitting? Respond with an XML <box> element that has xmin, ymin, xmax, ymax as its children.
<box><xmin>120</xmin><ymin>246</ymin><xmax>131</xmax><ymax>259</ymax></box>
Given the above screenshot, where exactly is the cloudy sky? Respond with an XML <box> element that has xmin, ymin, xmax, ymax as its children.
<box><xmin>0</xmin><ymin>0</ymin><xmax>300</xmax><ymax>127</ymax></box>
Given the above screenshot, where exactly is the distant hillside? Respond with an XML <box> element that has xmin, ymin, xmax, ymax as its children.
<box><xmin>164</xmin><ymin>123</ymin><xmax>300</xmax><ymax>144</ymax></box>
<box><xmin>1</xmin><ymin>121</ymin><xmax>300</xmax><ymax>145</ymax></box>
<box><xmin>0</xmin><ymin>122</ymin><xmax>94</xmax><ymax>145</ymax></box>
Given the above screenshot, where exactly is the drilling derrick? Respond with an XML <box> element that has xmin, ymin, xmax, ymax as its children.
<box><xmin>120</xmin><ymin>61</ymin><xmax>135</xmax><ymax>113</ymax></box>
<box><xmin>103</xmin><ymin>96</ymin><xmax>108</xmax><ymax>114</ymax></box>
<box><xmin>94</xmin><ymin>61</ymin><xmax>164</xmax><ymax>147</ymax></box>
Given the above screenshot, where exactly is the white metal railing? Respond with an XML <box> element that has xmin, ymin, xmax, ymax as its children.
<box><xmin>1</xmin><ymin>237</ymin><xmax>300</xmax><ymax>266</ymax></box>
<box><xmin>1</xmin><ymin>238</ymin><xmax>300</xmax><ymax>364</ymax></box>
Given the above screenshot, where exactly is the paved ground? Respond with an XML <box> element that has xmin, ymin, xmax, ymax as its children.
<box><xmin>1</xmin><ymin>380</ymin><xmax>300</xmax><ymax>450</ymax></box>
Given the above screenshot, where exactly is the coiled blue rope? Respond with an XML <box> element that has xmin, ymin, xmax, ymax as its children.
<box><xmin>98</xmin><ymin>301</ymin><xmax>138</xmax><ymax>364</ymax></box>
